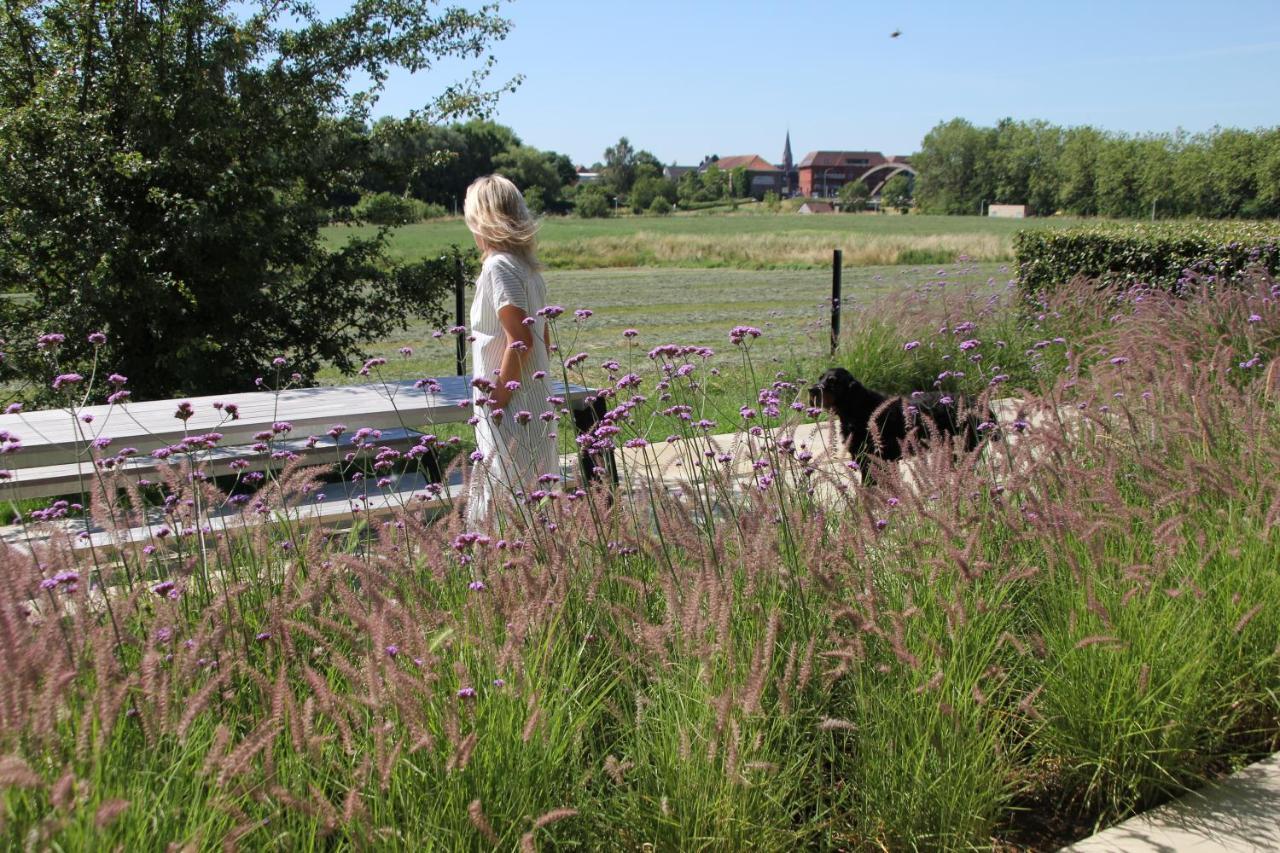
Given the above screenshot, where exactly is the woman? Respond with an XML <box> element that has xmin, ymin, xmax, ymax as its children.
<box><xmin>462</xmin><ymin>175</ymin><xmax>559</xmax><ymax>527</ymax></box>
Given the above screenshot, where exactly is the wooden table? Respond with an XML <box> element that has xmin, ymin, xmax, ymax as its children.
<box><xmin>0</xmin><ymin>376</ymin><xmax>593</xmax><ymax>471</ymax></box>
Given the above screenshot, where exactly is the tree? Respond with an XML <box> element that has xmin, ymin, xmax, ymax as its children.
<box><xmin>881</xmin><ymin>175</ymin><xmax>914</xmax><ymax>214</ymax></box>
<box><xmin>730</xmin><ymin>167</ymin><xmax>749</xmax><ymax>199</ymax></box>
<box><xmin>702</xmin><ymin>163</ymin><xmax>725</xmax><ymax>200</ymax></box>
<box><xmin>676</xmin><ymin>170</ymin><xmax>703</xmax><ymax>206</ymax></box>
<box><xmin>1254</xmin><ymin>129</ymin><xmax>1280</xmax><ymax>217</ymax></box>
<box><xmin>633</xmin><ymin>151</ymin><xmax>665</xmax><ymax>182</ymax></box>
<box><xmin>602</xmin><ymin>137</ymin><xmax>637</xmax><ymax>194</ymax></box>
<box><xmin>493</xmin><ymin>145</ymin><xmax>563</xmax><ymax>212</ymax></box>
<box><xmin>0</xmin><ymin>0</ymin><xmax>513</xmax><ymax>401</ymax></box>
<box><xmin>838</xmin><ymin>180</ymin><xmax>870</xmax><ymax>212</ymax></box>
<box><xmin>762</xmin><ymin>191</ymin><xmax>781</xmax><ymax>213</ymax></box>
<box><xmin>648</xmin><ymin>196</ymin><xmax>672</xmax><ymax>216</ymax></box>
<box><xmin>1057</xmin><ymin>126</ymin><xmax>1104</xmax><ymax>215</ymax></box>
<box><xmin>364</xmin><ymin>118</ymin><xmax>523</xmax><ymax>211</ymax></box>
<box><xmin>914</xmin><ymin>118</ymin><xmax>995</xmax><ymax>214</ymax></box>
<box><xmin>629</xmin><ymin>175</ymin><xmax>675</xmax><ymax>213</ymax></box>
<box><xmin>1093</xmin><ymin>137</ymin><xmax>1141</xmax><ymax>218</ymax></box>
<box><xmin>574</xmin><ymin>186</ymin><xmax>611</xmax><ymax>218</ymax></box>
<box><xmin>989</xmin><ymin>118</ymin><xmax>1062</xmax><ymax>214</ymax></box>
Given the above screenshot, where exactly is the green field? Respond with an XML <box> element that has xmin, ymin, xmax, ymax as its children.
<box><xmin>323</xmin><ymin>213</ymin><xmax>1082</xmax><ymax>270</ymax></box>
<box><xmin>318</xmin><ymin>261</ymin><xmax>1011</xmax><ymax>385</ymax></box>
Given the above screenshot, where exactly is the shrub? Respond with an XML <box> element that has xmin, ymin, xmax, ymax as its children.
<box><xmin>629</xmin><ymin>175</ymin><xmax>675</xmax><ymax>213</ymax></box>
<box><xmin>1015</xmin><ymin>221</ymin><xmax>1280</xmax><ymax>294</ymax></box>
<box><xmin>354</xmin><ymin>192</ymin><xmax>427</xmax><ymax>225</ymax></box>
<box><xmin>838</xmin><ymin>180</ymin><xmax>870</xmax><ymax>212</ymax></box>
<box><xmin>648</xmin><ymin>196</ymin><xmax>672</xmax><ymax>216</ymax></box>
<box><xmin>575</xmin><ymin>186</ymin><xmax>612</xmax><ymax>218</ymax></box>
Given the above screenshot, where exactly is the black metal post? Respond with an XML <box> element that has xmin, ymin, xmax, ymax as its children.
<box><xmin>830</xmin><ymin>248</ymin><xmax>842</xmax><ymax>356</ymax></box>
<box><xmin>454</xmin><ymin>255</ymin><xmax>466</xmax><ymax>377</ymax></box>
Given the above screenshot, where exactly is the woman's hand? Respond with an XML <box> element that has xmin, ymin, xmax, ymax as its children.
<box><xmin>491</xmin><ymin>385</ymin><xmax>512</xmax><ymax>411</ymax></box>
<box><xmin>492</xmin><ymin>305</ymin><xmax>534</xmax><ymax>412</ymax></box>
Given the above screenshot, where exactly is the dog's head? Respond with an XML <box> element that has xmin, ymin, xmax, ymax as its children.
<box><xmin>808</xmin><ymin>367</ymin><xmax>861</xmax><ymax>411</ymax></box>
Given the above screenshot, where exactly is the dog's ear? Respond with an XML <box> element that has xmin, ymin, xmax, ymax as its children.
<box><xmin>828</xmin><ymin>367</ymin><xmax>860</xmax><ymax>394</ymax></box>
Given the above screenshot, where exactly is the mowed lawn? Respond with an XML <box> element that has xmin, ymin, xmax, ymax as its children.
<box><xmin>318</xmin><ymin>261</ymin><xmax>1010</xmax><ymax>384</ymax></box>
<box><xmin>322</xmin><ymin>213</ymin><xmax>1080</xmax><ymax>270</ymax></box>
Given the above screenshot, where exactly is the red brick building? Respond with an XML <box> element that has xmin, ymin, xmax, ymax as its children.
<box><xmin>796</xmin><ymin>151</ymin><xmax>913</xmax><ymax>198</ymax></box>
<box><xmin>701</xmin><ymin>154</ymin><xmax>783</xmax><ymax>199</ymax></box>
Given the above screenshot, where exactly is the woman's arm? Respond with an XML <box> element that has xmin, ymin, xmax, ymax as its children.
<box><xmin>491</xmin><ymin>304</ymin><xmax>535</xmax><ymax>410</ymax></box>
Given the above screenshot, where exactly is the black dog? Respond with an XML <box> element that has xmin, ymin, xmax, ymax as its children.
<box><xmin>809</xmin><ymin>367</ymin><xmax>993</xmax><ymax>480</ymax></box>
<box><xmin>571</xmin><ymin>395</ymin><xmax>618</xmax><ymax>486</ymax></box>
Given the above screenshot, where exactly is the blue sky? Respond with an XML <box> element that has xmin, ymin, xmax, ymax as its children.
<box><xmin>339</xmin><ymin>0</ymin><xmax>1280</xmax><ymax>166</ymax></box>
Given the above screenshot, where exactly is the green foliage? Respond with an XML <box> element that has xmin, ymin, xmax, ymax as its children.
<box><xmin>629</xmin><ymin>175</ymin><xmax>676</xmax><ymax>213</ymax></box>
<box><xmin>0</xmin><ymin>0</ymin><xmax>509</xmax><ymax>400</ymax></box>
<box><xmin>838</xmin><ymin>180</ymin><xmax>870</xmax><ymax>212</ymax></box>
<box><xmin>881</xmin><ymin>174</ymin><xmax>913</xmax><ymax>214</ymax></box>
<box><xmin>647</xmin><ymin>196</ymin><xmax>673</xmax><ymax>216</ymax></box>
<box><xmin>915</xmin><ymin>117</ymin><xmax>1280</xmax><ymax>218</ymax></box>
<box><xmin>701</xmin><ymin>163</ymin><xmax>725</xmax><ymax>201</ymax></box>
<box><xmin>914</xmin><ymin>118</ymin><xmax>993</xmax><ymax>214</ymax></box>
<box><xmin>362</xmin><ymin>118</ymin><xmax>576</xmax><ymax>214</ymax></box>
<box><xmin>494</xmin><ymin>144</ymin><xmax>569</xmax><ymax>212</ymax></box>
<box><xmin>730</xmin><ymin>166</ymin><xmax>749</xmax><ymax>199</ymax></box>
<box><xmin>676</xmin><ymin>169</ymin><xmax>704</xmax><ymax>206</ymax></box>
<box><xmin>1015</xmin><ymin>221</ymin><xmax>1280</xmax><ymax>294</ymax></box>
<box><xmin>575</xmin><ymin>186</ymin><xmax>612</xmax><ymax>218</ymax></box>
<box><xmin>762</xmin><ymin>191</ymin><xmax>781</xmax><ymax>213</ymax></box>
<box><xmin>354</xmin><ymin>193</ymin><xmax>426</xmax><ymax>226</ymax></box>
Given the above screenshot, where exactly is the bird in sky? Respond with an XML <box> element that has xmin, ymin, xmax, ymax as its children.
<box><xmin>890</xmin><ymin>29</ymin><xmax>902</xmax><ymax>38</ymax></box>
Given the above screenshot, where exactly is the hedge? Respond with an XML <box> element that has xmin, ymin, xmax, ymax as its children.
<box><xmin>1015</xmin><ymin>221</ymin><xmax>1280</xmax><ymax>294</ymax></box>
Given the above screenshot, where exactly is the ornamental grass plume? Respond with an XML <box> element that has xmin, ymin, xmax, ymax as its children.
<box><xmin>0</xmin><ymin>267</ymin><xmax>1276</xmax><ymax>849</ymax></box>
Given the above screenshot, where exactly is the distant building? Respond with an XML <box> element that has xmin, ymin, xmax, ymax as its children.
<box><xmin>575</xmin><ymin>166</ymin><xmax>600</xmax><ymax>185</ymax></box>
<box><xmin>663</xmin><ymin>165</ymin><xmax>698</xmax><ymax>182</ymax></box>
<box><xmin>796</xmin><ymin>151</ymin><xmax>915</xmax><ymax>198</ymax></box>
<box><xmin>797</xmin><ymin>201</ymin><xmax>834</xmax><ymax>214</ymax></box>
<box><xmin>699</xmin><ymin>154</ymin><xmax>783</xmax><ymax>199</ymax></box>
<box><xmin>781</xmin><ymin>132</ymin><xmax>796</xmax><ymax>196</ymax></box>
<box><xmin>988</xmin><ymin>204</ymin><xmax>1028</xmax><ymax>218</ymax></box>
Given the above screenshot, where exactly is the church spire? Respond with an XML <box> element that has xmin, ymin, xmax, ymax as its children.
<box><xmin>782</xmin><ymin>130</ymin><xmax>794</xmax><ymax>194</ymax></box>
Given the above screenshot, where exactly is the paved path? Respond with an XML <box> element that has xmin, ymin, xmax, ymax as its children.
<box><xmin>1060</xmin><ymin>754</ymin><xmax>1280</xmax><ymax>852</ymax></box>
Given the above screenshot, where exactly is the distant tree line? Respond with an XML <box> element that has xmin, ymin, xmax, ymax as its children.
<box><xmin>914</xmin><ymin>118</ymin><xmax>1280</xmax><ymax>218</ymax></box>
<box><xmin>339</xmin><ymin>126</ymin><xmax>766</xmax><ymax>221</ymax></box>
<box><xmin>331</xmin><ymin>118</ymin><xmax>577</xmax><ymax>220</ymax></box>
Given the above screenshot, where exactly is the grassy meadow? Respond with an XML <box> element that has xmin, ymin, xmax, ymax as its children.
<box><xmin>323</xmin><ymin>213</ymin><xmax>1083</xmax><ymax>270</ymax></box>
<box><xmin>320</xmin><ymin>262</ymin><xmax>1014</xmax><ymax>383</ymax></box>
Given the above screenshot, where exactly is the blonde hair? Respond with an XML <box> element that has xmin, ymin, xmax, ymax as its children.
<box><xmin>463</xmin><ymin>174</ymin><xmax>540</xmax><ymax>268</ymax></box>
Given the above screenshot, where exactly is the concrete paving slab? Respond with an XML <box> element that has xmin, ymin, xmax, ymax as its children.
<box><xmin>1060</xmin><ymin>753</ymin><xmax>1280</xmax><ymax>852</ymax></box>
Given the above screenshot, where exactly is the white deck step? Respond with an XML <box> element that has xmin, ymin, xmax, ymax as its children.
<box><xmin>1</xmin><ymin>428</ymin><xmax>428</xmax><ymax>500</ymax></box>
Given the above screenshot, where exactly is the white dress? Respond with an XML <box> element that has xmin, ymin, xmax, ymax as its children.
<box><xmin>465</xmin><ymin>252</ymin><xmax>559</xmax><ymax>528</ymax></box>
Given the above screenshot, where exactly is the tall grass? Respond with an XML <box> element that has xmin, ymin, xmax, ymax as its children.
<box><xmin>0</xmin><ymin>270</ymin><xmax>1277</xmax><ymax>850</ymax></box>
<box><xmin>539</xmin><ymin>232</ymin><xmax>1008</xmax><ymax>270</ymax></box>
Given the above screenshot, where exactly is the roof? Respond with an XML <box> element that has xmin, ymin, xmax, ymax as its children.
<box><xmin>704</xmin><ymin>154</ymin><xmax>780</xmax><ymax>173</ymax></box>
<box><xmin>797</xmin><ymin>150</ymin><xmax>888</xmax><ymax>169</ymax></box>
<box><xmin>797</xmin><ymin>201</ymin><xmax>834</xmax><ymax>213</ymax></box>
